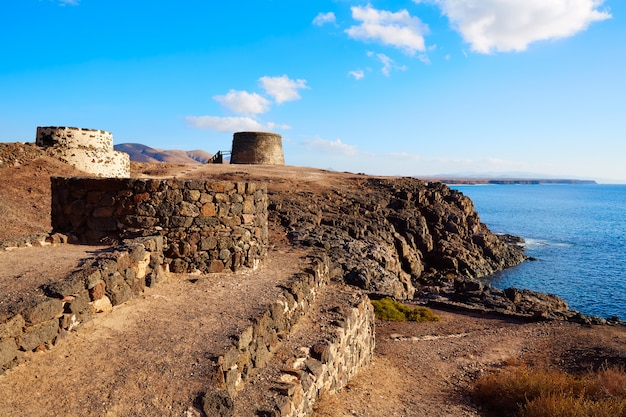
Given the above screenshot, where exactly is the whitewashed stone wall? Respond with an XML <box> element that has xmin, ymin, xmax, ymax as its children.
<box><xmin>36</xmin><ymin>126</ymin><xmax>130</xmax><ymax>178</ymax></box>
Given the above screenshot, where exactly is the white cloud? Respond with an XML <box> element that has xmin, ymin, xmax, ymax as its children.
<box><xmin>305</xmin><ymin>138</ymin><xmax>359</xmax><ymax>156</ymax></box>
<box><xmin>348</xmin><ymin>69</ymin><xmax>365</xmax><ymax>80</ymax></box>
<box><xmin>420</xmin><ymin>0</ymin><xmax>611</xmax><ymax>53</ymax></box>
<box><xmin>378</xmin><ymin>54</ymin><xmax>393</xmax><ymax>76</ymax></box>
<box><xmin>418</xmin><ymin>54</ymin><xmax>431</xmax><ymax>64</ymax></box>
<box><xmin>185</xmin><ymin>116</ymin><xmax>289</xmax><ymax>132</ymax></box>
<box><xmin>187</xmin><ymin>74</ymin><xmax>306</xmax><ymax>133</ymax></box>
<box><xmin>213</xmin><ymin>90</ymin><xmax>271</xmax><ymax>115</ymax></box>
<box><xmin>346</xmin><ymin>5</ymin><xmax>429</xmax><ymax>55</ymax></box>
<box><xmin>55</xmin><ymin>0</ymin><xmax>80</xmax><ymax>5</ymax></box>
<box><xmin>313</xmin><ymin>12</ymin><xmax>336</xmax><ymax>26</ymax></box>
<box><xmin>259</xmin><ymin>75</ymin><xmax>309</xmax><ymax>104</ymax></box>
<box><xmin>375</xmin><ymin>53</ymin><xmax>407</xmax><ymax>76</ymax></box>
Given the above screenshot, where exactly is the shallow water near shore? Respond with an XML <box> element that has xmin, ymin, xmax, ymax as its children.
<box><xmin>452</xmin><ymin>184</ymin><xmax>626</xmax><ymax>319</ymax></box>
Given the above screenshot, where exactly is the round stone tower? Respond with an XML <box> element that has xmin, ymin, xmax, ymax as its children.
<box><xmin>35</xmin><ymin>126</ymin><xmax>130</xmax><ymax>178</ymax></box>
<box><xmin>230</xmin><ymin>131</ymin><xmax>284</xmax><ymax>165</ymax></box>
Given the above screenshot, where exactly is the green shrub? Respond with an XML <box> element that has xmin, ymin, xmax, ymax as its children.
<box><xmin>370</xmin><ymin>297</ymin><xmax>439</xmax><ymax>322</ymax></box>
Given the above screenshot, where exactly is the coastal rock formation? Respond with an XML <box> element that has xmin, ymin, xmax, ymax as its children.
<box><xmin>270</xmin><ymin>177</ymin><xmax>526</xmax><ymax>300</ymax></box>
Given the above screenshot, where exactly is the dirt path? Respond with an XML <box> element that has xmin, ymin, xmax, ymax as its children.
<box><xmin>0</xmin><ymin>246</ymin><xmax>310</xmax><ymax>417</ymax></box>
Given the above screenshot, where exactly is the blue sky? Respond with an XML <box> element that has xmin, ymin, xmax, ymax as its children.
<box><xmin>1</xmin><ymin>0</ymin><xmax>624</xmax><ymax>182</ymax></box>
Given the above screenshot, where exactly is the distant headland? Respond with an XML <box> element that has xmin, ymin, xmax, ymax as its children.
<box><xmin>430</xmin><ymin>178</ymin><xmax>597</xmax><ymax>185</ymax></box>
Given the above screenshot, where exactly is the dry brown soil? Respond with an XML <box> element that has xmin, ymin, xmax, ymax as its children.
<box><xmin>0</xmin><ymin>151</ymin><xmax>625</xmax><ymax>416</ymax></box>
<box><xmin>313</xmin><ymin>311</ymin><xmax>626</xmax><ymax>417</ymax></box>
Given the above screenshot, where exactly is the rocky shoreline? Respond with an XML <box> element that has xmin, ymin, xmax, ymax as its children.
<box><xmin>269</xmin><ymin>176</ymin><xmax>622</xmax><ymax>326</ymax></box>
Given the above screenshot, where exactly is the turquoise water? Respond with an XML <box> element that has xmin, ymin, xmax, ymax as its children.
<box><xmin>451</xmin><ymin>184</ymin><xmax>626</xmax><ymax>319</ymax></box>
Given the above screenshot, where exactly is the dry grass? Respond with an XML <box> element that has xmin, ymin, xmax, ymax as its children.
<box><xmin>522</xmin><ymin>395</ymin><xmax>626</xmax><ymax>417</ymax></box>
<box><xmin>473</xmin><ymin>365</ymin><xmax>626</xmax><ymax>417</ymax></box>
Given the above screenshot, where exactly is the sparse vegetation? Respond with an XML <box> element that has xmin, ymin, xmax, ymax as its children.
<box><xmin>370</xmin><ymin>297</ymin><xmax>440</xmax><ymax>322</ymax></box>
<box><xmin>472</xmin><ymin>365</ymin><xmax>626</xmax><ymax>417</ymax></box>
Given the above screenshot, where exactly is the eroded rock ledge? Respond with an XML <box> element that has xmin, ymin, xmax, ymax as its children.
<box><xmin>270</xmin><ymin>177</ymin><xmax>525</xmax><ymax>299</ymax></box>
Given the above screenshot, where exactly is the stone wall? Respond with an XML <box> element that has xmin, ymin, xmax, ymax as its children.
<box><xmin>36</xmin><ymin>126</ymin><xmax>130</xmax><ymax>178</ymax></box>
<box><xmin>0</xmin><ymin>236</ymin><xmax>167</xmax><ymax>373</ymax></box>
<box><xmin>230</xmin><ymin>132</ymin><xmax>285</xmax><ymax>165</ymax></box>
<box><xmin>201</xmin><ymin>253</ymin><xmax>376</xmax><ymax>417</ymax></box>
<box><xmin>211</xmin><ymin>255</ymin><xmax>332</xmax><ymax>396</ymax></box>
<box><xmin>1</xmin><ymin>242</ymin><xmax>376</xmax><ymax>417</ymax></box>
<box><xmin>51</xmin><ymin>177</ymin><xmax>268</xmax><ymax>273</ymax></box>
<box><xmin>258</xmin><ymin>290</ymin><xmax>375</xmax><ymax>417</ymax></box>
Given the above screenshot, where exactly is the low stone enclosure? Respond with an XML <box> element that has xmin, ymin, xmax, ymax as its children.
<box><xmin>50</xmin><ymin>177</ymin><xmax>268</xmax><ymax>274</ymax></box>
<box><xmin>0</xmin><ymin>240</ymin><xmax>374</xmax><ymax>416</ymax></box>
<box><xmin>1</xmin><ymin>176</ymin><xmax>375</xmax><ymax>416</ymax></box>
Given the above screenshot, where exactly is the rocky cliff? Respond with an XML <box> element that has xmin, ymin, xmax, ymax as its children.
<box><xmin>268</xmin><ymin>175</ymin><xmax>619</xmax><ymax>323</ymax></box>
<box><xmin>270</xmin><ymin>177</ymin><xmax>525</xmax><ymax>300</ymax></box>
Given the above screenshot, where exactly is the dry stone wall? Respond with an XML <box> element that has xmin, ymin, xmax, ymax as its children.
<box><xmin>1</xmin><ymin>243</ymin><xmax>376</xmax><ymax>417</ymax></box>
<box><xmin>201</xmin><ymin>253</ymin><xmax>376</xmax><ymax>417</ymax></box>
<box><xmin>36</xmin><ymin>126</ymin><xmax>130</xmax><ymax>178</ymax></box>
<box><xmin>0</xmin><ymin>236</ymin><xmax>167</xmax><ymax>373</ymax></box>
<box><xmin>211</xmin><ymin>255</ymin><xmax>333</xmax><ymax>397</ymax></box>
<box><xmin>51</xmin><ymin>177</ymin><xmax>268</xmax><ymax>273</ymax></box>
<box><xmin>258</xmin><ymin>290</ymin><xmax>375</xmax><ymax>417</ymax></box>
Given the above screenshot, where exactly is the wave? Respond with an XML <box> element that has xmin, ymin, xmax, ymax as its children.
<box><xmin>520</xmin><ymin>238</ymin><xmax>572</xmax><ymax>248</ymax></box>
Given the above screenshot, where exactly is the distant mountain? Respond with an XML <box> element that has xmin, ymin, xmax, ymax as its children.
<box><xmin>114</xmin><ymin>143</ymin><xmax>213</xmax><ymax>164</ymax></box>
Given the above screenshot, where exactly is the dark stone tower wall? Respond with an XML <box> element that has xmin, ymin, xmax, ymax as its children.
<box><xmin>230</xmin><ymin>132</ymin><xmax>285</xmax><ymax>165</ymax></box>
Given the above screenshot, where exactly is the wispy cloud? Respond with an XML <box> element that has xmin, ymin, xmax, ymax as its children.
<box><xmin>418</xmin><ymin>0</ymin><xmax>611</xmax><ymax>53</ymax></box>
<box><xmin>55</xmin><ymin>0</ymin><xmax>80</xmax><ymax>5</ymax></box>
<box><xmin>348</xmin><ymin>69</ymin><xmax>365</xmax><ymax>80</ymax></box>
<box><xmin>185</xmin><ymin>116</ymin><xmax>289</xmax><ymax>132</ymax></box>
<box><xmin>214</xmin><ymin>90</ymin><xmax>271</xmax><ymax>115</ymax></box>
<box><xmin>313</xmin><ymin>12</ymin><xmax>336</xmax><ymax>26</ymax></box>
<box><xmin>346</xmin><ymin>5</ymin><xmax>429</xmax><ymax>55</ymax></box>
<box><xmin>259</xmin><ymin>75</ymin><xmax>309</xmax><ymax>104</ymax></box>
<box><xmin>305</xmin><ymin>137</ymin><xmax>359</xmax><ymax>156</ymax></box>
<box><xmin>371</xmin><ymin>52</ymin><xmax>407</xmax><ymax>76</ymax></box>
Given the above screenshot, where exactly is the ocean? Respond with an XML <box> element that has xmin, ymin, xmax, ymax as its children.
<box><xmin>451</xmin><ymin>184</ymin><xmax>626</xmax><ymax>320</ymax></box>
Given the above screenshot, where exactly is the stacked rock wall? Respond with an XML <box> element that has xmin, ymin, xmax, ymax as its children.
<box><xmin>0</xmin><ymin>236</ymin><xmax>167</xmax><ymax>373</ymax></box>
<box><xmin>258</xmin><ymin>289</ymin><xmax>375</xmax><ymax>416</ymax></box>
<box><xmin>202</xmin><ymin>253</ymin><xmax>376</xmax><ymax>417</ymax></box>
<box><xmin>51</xmin><ymin>177</ymin><xmax>268</xmax><ymax>273</ymax></box>
<box><xmin>36</xmin><ymin>126</ymin><xmax>130</xmax><ymax>178</ymax></box>
<box><xmin>230</xmin><ymin>131</ymin><xmax>285</xmax><ymax>165</ymax></box>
